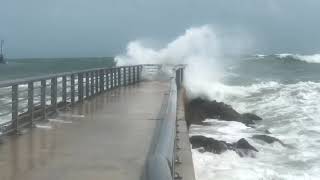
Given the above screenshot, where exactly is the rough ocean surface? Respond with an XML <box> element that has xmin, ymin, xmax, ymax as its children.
<box><xmin>189</xmin><ymin>55</ymin><xmax>320</xmax><ymax>180</ymax></box>
<box><xmin>115</xmin><ymin>25</ymin><xmax>320</xmax><ymax>180</ymax></box>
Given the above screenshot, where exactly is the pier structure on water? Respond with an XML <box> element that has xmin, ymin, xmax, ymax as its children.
<box><xmin>0</xmin><ymin>64</ymin><xmax>195</xmax><ymax>180</ymax></box>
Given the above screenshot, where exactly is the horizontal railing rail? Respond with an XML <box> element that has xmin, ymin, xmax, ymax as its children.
<box><xmin>0</xmin><ymin>65</ymin><xmax>146</xmax><ymax>135</ymax></box>
<box><xmin>0</xmin><ymin>65</ymin><xmax>142</xmax><ymax>88</ymax></box>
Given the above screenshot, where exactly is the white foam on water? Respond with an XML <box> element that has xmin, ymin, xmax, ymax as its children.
<box><xmin>115</xmin><ymin>25</ymin><xmax>253</xmax><ymax>103</ymax></box>
<box><xmin>114</xmin><ymin>24</ymin><xmax>320</xmax><ymax>179</ymax></box>
<box><xmin>190</xmin><ymin>80</ymin><xmax>320</xmax><ymax>180</ymax></box>
<box><xmin>190</xmin><ymin>119</ymin><xmax>255</xmax><ymax>142</ymax></box>
<box><xmin>275</xmin><ymin>53</ymin><xmax>320</xmax><ymax>63</ymax></box>
<box><xmin>295</xmin><ymin>54</ymin><xmax>320</xmax><ymax>63</ymax></box>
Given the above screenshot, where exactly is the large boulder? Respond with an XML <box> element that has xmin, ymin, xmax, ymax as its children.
<box><xmin>190</xmin><ymin>135</ymin><xmax>258</xmax><ymax>157</ymax></box>
<box><xmin>185</xmin><ymin>98</ymin><xmax>262</xmax><ymax>127</ymax></box>
<box><xmin>190</xmin><ymin>135</ymin><xmax>231</xmax><ymax>154</ymax></box>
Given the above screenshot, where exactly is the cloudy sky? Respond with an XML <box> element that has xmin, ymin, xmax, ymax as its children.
<box><xmin>0</xmin><ymin>0</ymin><xmax>319</xmax><ymax>58</ymax></box>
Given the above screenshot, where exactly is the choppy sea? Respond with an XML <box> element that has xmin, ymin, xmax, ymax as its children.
<box><xmin>190</xmin><ymin>54</ymin><xmax>320</xmax><ymax>180</ymax></box>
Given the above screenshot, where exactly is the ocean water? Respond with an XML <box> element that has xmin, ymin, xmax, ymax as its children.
<box><xmin>114</xmin><ymin>25</ymin><xmax>320</xmax><ymax>179</ymax></box>
<box><xmin>0</xmin><ymin>57</ymin><xmax>115</xmax><ymax>81</ymax></box>
<box><xmin>190</xmin><ymin>54</ymin><xmax>320</xmax><ymax>180</ymax></box>
<box><xmin>0</xmin><ymin>57</ymin><xmax>114</xmax><ymax>124</ymax></box>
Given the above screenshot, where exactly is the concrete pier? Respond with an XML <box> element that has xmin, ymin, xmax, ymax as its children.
<box><xmin>0</xmin><ymin>81</ymin><xmax>169</xmax><ymax>180</ymax></box>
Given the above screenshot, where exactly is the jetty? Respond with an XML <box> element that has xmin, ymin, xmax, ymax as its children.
<box><xmin>0</xmin><ymin>64</ymin><xmax>195</xmax><ymax>180</ymax></box>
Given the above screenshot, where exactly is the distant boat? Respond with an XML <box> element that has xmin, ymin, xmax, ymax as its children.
<box><xmin>0</xmin><ymin>40</ymin><xmax>6</xmax><ymax>64</ymax></box>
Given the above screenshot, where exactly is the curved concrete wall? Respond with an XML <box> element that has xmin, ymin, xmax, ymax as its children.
<box><xmin>143</xmin><ymin>70</ymin><xmax>178</xmax><ymax>180</ymax></box>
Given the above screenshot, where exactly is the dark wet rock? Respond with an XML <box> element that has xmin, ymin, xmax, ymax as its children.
<box><xmin>234</xmin><ymin>138</ymin><xmax>258</xmax><ymax>152</ymax></box>
<box><xmin>241</xmin><ymin>113</ymin><xmax>262</xmax><ymax>121</ymax></box>
<box><xmin>233</xmin><ymin>138</ymin><xmax>258</xmax><ymax>157</ymax></box>
<box><xmin>190</xmin><ymin>135</ymin><xmax>230</xmax><ymax>154</ymax></box>
<box><xmin>190</xmin><ymin>135</ymin><xmax>258</xmax><ymax>157</ymax></box>
<box><xmin>185</xmin><ymin>98</ymin><xmax>262</xmax><ymax>127</ymax></box>
<box><xmin>252</xmin><ymin>134</ymin><xmax>287</xmax><ymax>147</ymax></box>
<box><xmin>264</xmin><ymin>129</ymin><xmax>272</xmax><ymax>134</ymax></box>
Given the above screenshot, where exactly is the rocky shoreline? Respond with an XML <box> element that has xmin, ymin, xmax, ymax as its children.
<box><xmin>185</xmin><ymin>98</ymin><xmax>262</xmax><ymax>128</ymax></box>
<box><xmin>185</xmin><ymin>97</ymin><xmax>289</xmax><ymax>157</ymax></box>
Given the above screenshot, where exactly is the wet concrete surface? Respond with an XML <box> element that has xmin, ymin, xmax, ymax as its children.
<box><xmin>0</xmin><ymin>81</ymin><xmax>169</xmax><ymax>180</ymax></box>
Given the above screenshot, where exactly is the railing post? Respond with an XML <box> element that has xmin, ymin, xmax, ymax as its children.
<box><xmin>78</xmin><ymin>73</ymin><xmax>84</xmax><ymax>101</ymax></box>
<box><xmin>114</xmin><ymin>68</ymin><xmax>117</xmax><ymax>87</ymax></box>
<box><xmin>100</xmin><ymin>69</ymin><xmax>104</xmax><ymax>92</ymax></box>
<box><xmin>62</xmin><ymin>76</ymin><xmax>67</xmax><ymax>107</ymax></box>
<box><xmin>90</xmin><ymin>71</ymin><xmax>94</xmax><ymax>95</ymax></box>
<box><xmin>125</xmin><ymin>67</ymin><xmax>128</xmax><ymax>86</ymax></box>
<box><xmin>28</xmin><ymin>82</ymin><xmax>34</xmax><ymax>125</ymax></box>
<box><xmin>12</xmin><ymin>84</ymin><xmax>19</xmax><ymax>133</ymax></box>
<box><xmin>176</xmin><ymin>68</ymin><xmax>179</xmax><ymax>89</ymax></box>
<box><xmin>176</xmin><ymin>68</ymin><xmax>182</xmax><ymax>89</ymax></box>
<box><xmin>105</xmin><ymin>69</ymin><xmax>109</xmax><ymax>90</ymax></box>
<box><xmin>71</xmin><ymin>74</ymin><xmax>75</xmax><ymax>104</ymax></box>
<box><xmin>111</xmin><ymin>68</ymin><xmax>114</xmax><ymax>89</ymax></box>
<box><xmin>104</xmin><ymin>69</ymin><xmax>107</xmax><ymax>90</ymax></box>
<box><xmin>134</xmin><ymin>66</ymin><xmax>137</xmax><ymax>84</ymax></box>
<box><xmin>51</xmin><ymin>77</ymin><xmax>58</xmax><ymax>110</ymax></box>
<box><xmin>95</xmin><ymin>71</ymin><xmax>99</xmax><ymax>93</ymax></box>
<box><xmin>136</xmin><ymin>66</ymin><xmax>139</xmax><ymax>82</ymax></box>
<box><xmin>114</xmin><ymin>68</ymin><xmax>116</xmax><ymax>88</ymax></box>
<box><xmin>123</xmin><ymin>67</ymin><xmax>127</xmax><ymax>86</ymax></box>
<box><xmin>132</xmin><ymin>66</ymin><xmax>135</xmax><ymax>84</ymax></box>
<box><xmin>104</xmin><ymin>69</ymin><xmax>109</xmax><ymax>91</ymax></box>
<box><xmin>118</xmin><ymin>67</ymin><xmax>121</xmax><ymax>87</ymax></box>
<box><xmin>40</xmin><ymin>80</ymin><xmax>46</xmax><ymax>120</ymax></box>
<box><xmin>131</xmin><ymin>66</ymin><xmax>134</xmax><ymax>84</ymax></box>
<box><xmin>85</xmin><ymin>72</ymin><xmax>89</xmax><ymax>98</ymax></box>
<box><xmin>180</xmin><ymin>67</ymin><xmax>184</xmax><ymax>82</ymax></box>
<box><xmin>136</xmin><ymin>66</ymin><xmax>139</xmax><ymax>83</ymax></box>
<box><xmin>128</xmin><ymin>67</ymin><xmax>131</xmax><ymax>85</ymax></box>
<box><xmin>137</xmin><ymin>66</ymin><xmax>140</xmax><ymax>82</ymax></box>
<box><xmin>116</xmin><ymin>68</ymin><xmax>118</xmax><ymax>87</ymax></box>
<box><xmin>138</xmin><ymin>65</ymin><xmax>142</xmax><ymax>82</ymax></box>
<box><xmin>131</xmin><ymin>66</ymin><xmax>135</xmax><ymax>84</ymax></box>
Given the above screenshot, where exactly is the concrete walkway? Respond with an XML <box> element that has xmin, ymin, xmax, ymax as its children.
<box><xmin>0</xmin><ymin>81</ymin><xmax>170</xmax><ymax>180</ymax></box>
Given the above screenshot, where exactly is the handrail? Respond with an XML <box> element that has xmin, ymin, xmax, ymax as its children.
<box><xmin>0</xmin><ymin>65</ymin><xmax>145</xmax><ymax>135</ymax></box>
<box><xmin>0</xmin><ymin>65</ymin><xmax>137</xmax><ymax>88</ymax></box>
<box><xmin>144</xmin><ymin>66</ymin><xmax>184</xmax><ymax>180</ymax></box>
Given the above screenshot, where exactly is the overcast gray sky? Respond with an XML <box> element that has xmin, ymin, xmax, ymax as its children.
<box><xmin>1</xmin><ymin>0</ymin><xmax>319</xmax><ymax>58</ymax></box>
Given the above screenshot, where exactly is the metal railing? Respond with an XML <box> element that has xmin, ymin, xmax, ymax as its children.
<box><xmin>144</xmin><ymin>66</ymin><xmax>184</xmax><ymax>180</ymax></box>
<box><xmin>0</xmin><ymin>65</ymin><xmax>143</xmax><ymax>135</ymax></box>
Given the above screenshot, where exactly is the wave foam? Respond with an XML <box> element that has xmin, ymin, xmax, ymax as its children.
<box><xmin>115</xmin><ymin>25</ymin><xmax>253</xmax><ymax>101</ymax></box>
<box><xmin>276</xmin><ymin>53</ymin><xmax>320</xmax><ymax>63</ymax></box>
<box><xmin>190</xmin><ymin>80</ymin><xmax>320</xmax><ymax>180</ymax></box>
<box><xmin>295</xmin><ymin>54</ymin><xmax>320</xmax><ymax>63</ymax></box>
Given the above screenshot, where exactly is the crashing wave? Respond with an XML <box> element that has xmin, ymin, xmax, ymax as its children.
<box><xmin>115</xmin><ymin>25</ymin><xmax>234</xmax><ymax>101</ymax></box>
<box><xmin>276</xmin><ymin>53</ymin><xmax>320</xmax><ymax>63</ymax></box>
<box><xmin>249</xmin><ymin>53</ymin><xmax>320</xmax><ymax>64</ymax></box>
<box><xmin>295</xmin><ymin>54</ymin><xmax>320</xmax><ymax>63</ymax></box>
